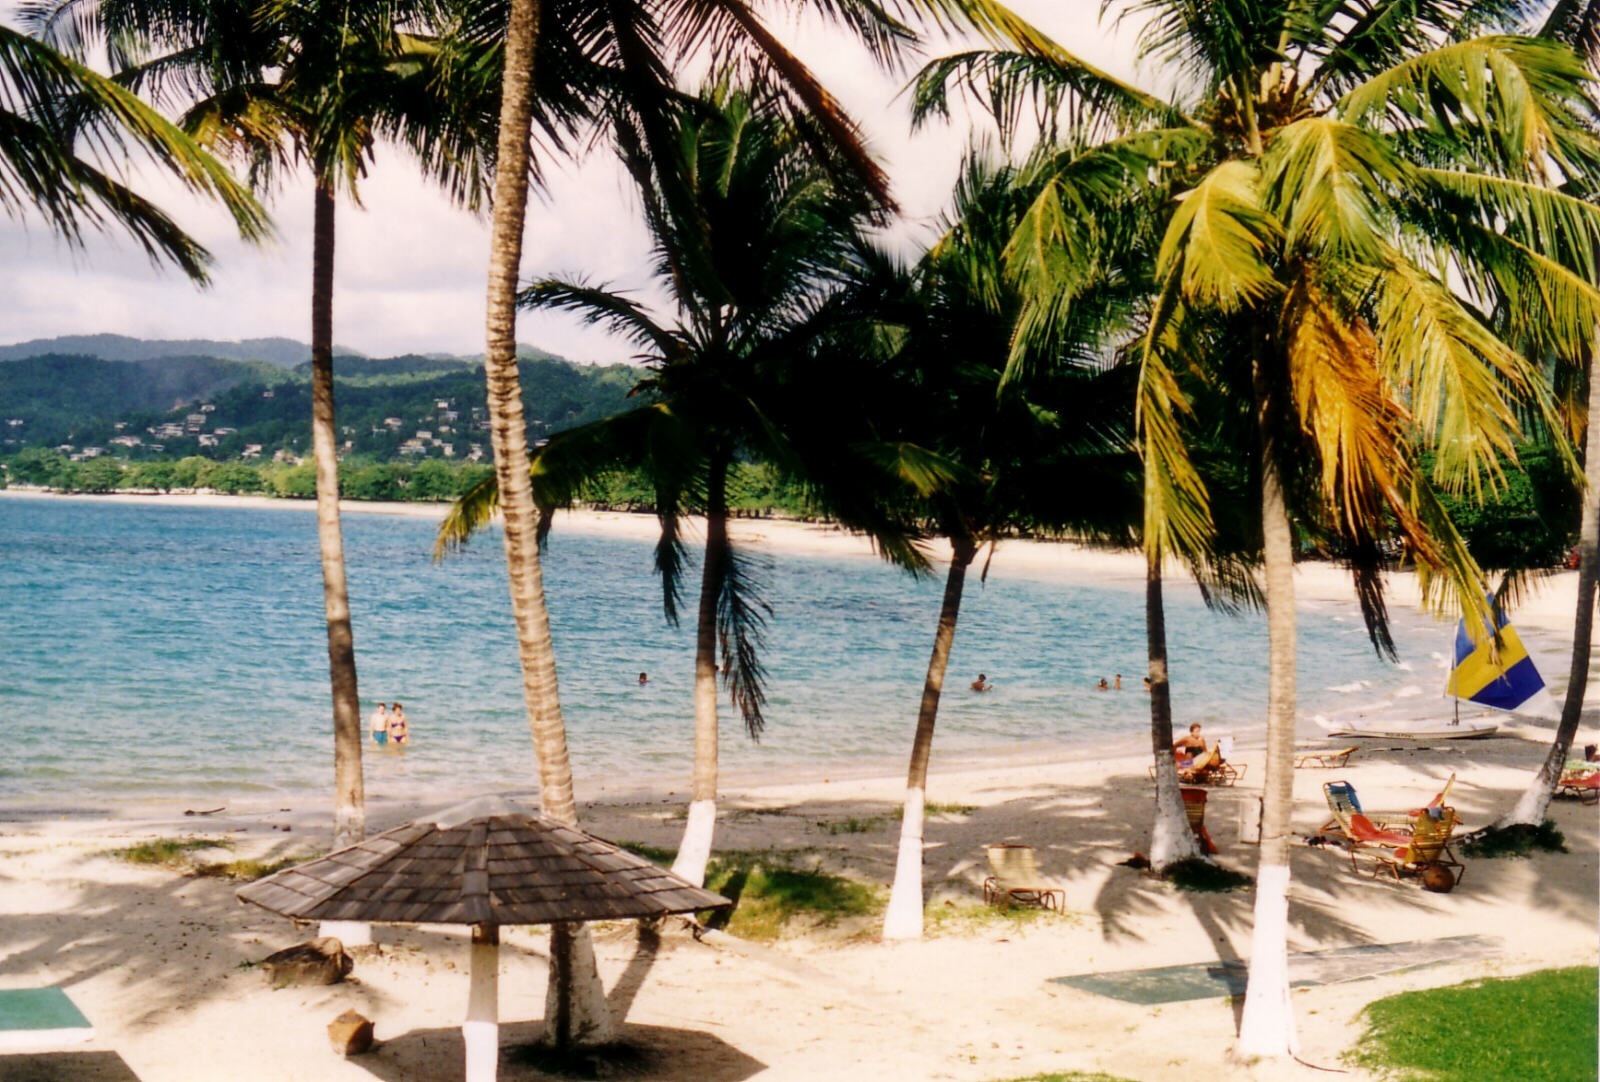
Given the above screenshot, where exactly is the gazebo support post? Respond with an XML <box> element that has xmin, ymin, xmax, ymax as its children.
<box><xmin>464</xmin><ymin>923</ymin><xmax>500</xmax><ymax>1082</ymax></box>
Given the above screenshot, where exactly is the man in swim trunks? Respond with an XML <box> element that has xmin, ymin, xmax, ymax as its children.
<box><xmin>369</xmin><ymin>702</ymin><xmax>390</xmax><ymax>746</ymax></box>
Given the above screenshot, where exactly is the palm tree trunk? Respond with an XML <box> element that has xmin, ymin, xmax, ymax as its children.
<box><xmin>309</xmin><ymin>178</ymin><xmax>364</xmax><ymax>851</ymax></box>
<box><xmin>485</xmin><ymin>0</ymin><xmax>612</xmax><ymax>1047</ymax></box>
<box><xmin>672</xmin><ymin>450</ymin><xmax>728</xmax><ymax>887</ymax></box>
<box><xmin>1147</xmin><ymin>549</ymin><xmax>1201</xmax><ymax>871</ymax></box>
<box><xmin>883</xmin><ymin>534</ymin><xmax>977</xmax><ymax>941</ymax></box>
<box><xmin>1238</xmin><ymin>360</ymin><xmax>1299</xmax><ymax>1059</ymax></box>
<box><xmin>1497</xmin><ymin>349</ymin><xmax>1600</xmax><ymax>828</ymax></box>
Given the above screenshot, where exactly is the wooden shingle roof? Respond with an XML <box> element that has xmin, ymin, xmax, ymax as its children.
<box><xmin>236</xmin><ymin>798</ymin><xmax>729</xmax><ymax>926</ymax></box>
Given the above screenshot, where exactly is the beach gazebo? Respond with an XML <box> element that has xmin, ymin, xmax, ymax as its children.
<box><xmin>236</xmin><ymin>797</ymin><xmax>728</xmax><ymax>1081</ymax></box>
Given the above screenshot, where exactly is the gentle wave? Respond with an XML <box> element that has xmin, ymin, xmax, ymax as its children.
<box><xmin>0</xmin><ymin>495</ymin><xmax>1444</xmax><ymax>807</ymax></box>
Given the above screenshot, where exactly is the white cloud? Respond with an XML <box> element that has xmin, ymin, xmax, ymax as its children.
<box><xmin>0</xmin><ymin>1</ymin><xmax>1145</xmax><ymax>363</ymax></box>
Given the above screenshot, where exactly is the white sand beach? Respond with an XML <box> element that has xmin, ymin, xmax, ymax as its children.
<box><xmin>2</xmin><ymin>493</ymin><xmax>1596</xmax><ymax>1081</ymax></box>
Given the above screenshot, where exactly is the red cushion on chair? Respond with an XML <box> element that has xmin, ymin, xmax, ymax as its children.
<box><xmin>1348</xmin><ymin>813</ymin><xmax>1410</xmax><ymax>846</ymax></box>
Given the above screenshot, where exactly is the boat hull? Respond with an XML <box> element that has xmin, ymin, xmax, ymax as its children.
<box><xmin>1325</xmin><ymin>723</ymin><xmax>1499</xmax><ymax>741</ymax></box>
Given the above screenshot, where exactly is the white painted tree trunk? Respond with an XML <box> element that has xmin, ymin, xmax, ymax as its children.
<box><xmin>1496</xmin><ymin>347</ymin><xmax>1600</xmax><ymax>829</ymax></box>
<box><xmin>672</xmin><ymin>461</ymin><xmax>729</xmax><ymax>888</ymax></box>
<box><xmin>883</xmin><ymin>541</ymin><xmax>973</xmax><ymax>941</ymax></box>
<box><xmin>1237</xmin><ymin>357</ymin><xmax>1298</xmax><ymax>1059</ymax></box>
<box><xmin>670</xmin><ymin>800</ymin><xmax>717</xmax><ymax>887</ymax></box>
<box><xmin>882</xmin><ymin>786</ymin><xmax>926</xmax><ymax>940</ymax></box>
<box><xmin>1146</xmin><ymin>552</ymin><xmax>1202</xmax><ymax>871</ymax></box>
<box><xmin>1150</xmin><ymin>753</ymin><xmax>1201</xmax><ymax>869</ymax></box>
<box><xmin>1236</xmin><ymin>864</ymin><xmax>1297</xmax><ymax>1059</ymax></box>
<box><xmin>464</xmin><ymin>925</ymin><xmax>499</xmax><ymax>1082</ymax></box>
<box><xmin>544</xmin><ymin>921</ymin><xmax>615</xmax><ymax>1048</ymax></box>
<box><xmin>318</xmin><ymin>920</ymin><xmax>371</xmax><ymax>948</ymax></box>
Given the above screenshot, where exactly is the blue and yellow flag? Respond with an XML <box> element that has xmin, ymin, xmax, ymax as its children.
<box><xmin>1447</xmin><ymin>604</ymin><xmax>1547</xmax><ymax>712</ymax></box>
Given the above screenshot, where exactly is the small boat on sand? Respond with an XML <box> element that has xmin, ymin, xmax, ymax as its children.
<box><xmin>1326</xmin><ymin>720</ymin><xmax>1499</xmax><ymax>741</ymax></box>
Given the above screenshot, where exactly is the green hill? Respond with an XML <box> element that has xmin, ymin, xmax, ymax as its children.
<box><xmin>0</xmin><ymin>334</ymin><xmax>351</xmax><ymax>367</ymax></box>
<box><xmin>0</xmin><ymin>349</ymin><xmax>639</xmax><ymax>460</ymax></box>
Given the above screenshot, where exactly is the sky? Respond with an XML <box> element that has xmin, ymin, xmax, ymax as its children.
<box><xmin>0</xmin><ymin>2</ymin><xmax>1149</xmax><ymax>365</ymax></box>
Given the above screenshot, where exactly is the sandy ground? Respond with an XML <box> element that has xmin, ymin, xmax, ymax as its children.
<box><xmin>2</xmin><ymin>491</ymin><xmax>1597</xmax><ymax>1081</ymax></box>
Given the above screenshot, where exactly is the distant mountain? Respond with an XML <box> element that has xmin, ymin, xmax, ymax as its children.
<box><xmin>0</xmin><ymin>354</ymin><xmax>292</xmax><ymax>445</ymax></box>
<box><xmin>291</xmin><ymin>354</ymin><xmax>473</xmax><ymax>380</ymax></box>
<box><xmin>0</xmin><ymin>334</ymin><xmax>363</xmax><ymax>368</ymax></box>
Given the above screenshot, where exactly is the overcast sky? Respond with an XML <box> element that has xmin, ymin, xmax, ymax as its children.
<box><xmin>0</xmin><ymin>2</ymin><xmax>1148</xmax><ymax>365</ymax></box>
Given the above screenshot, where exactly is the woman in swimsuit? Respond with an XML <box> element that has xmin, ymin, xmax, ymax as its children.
<box><xmin>388</xmin><ymin>703</ymin><xmax>409</xmax><ymax>747</ymax></box>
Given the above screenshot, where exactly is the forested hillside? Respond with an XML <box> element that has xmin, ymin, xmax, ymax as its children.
<box><xmin>0</xmin><ymin>339</ymin><xmax>637</xmax><ymax>460</ymax></box>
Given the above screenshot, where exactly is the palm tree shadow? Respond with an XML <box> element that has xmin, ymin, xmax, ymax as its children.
<box><xmin>352</xmin><ymin>1020</ymin><xmax>766</xmax><ymax>1081</ymax></box>
<box><xmin>0</xmin><ymin>1050</ymin><xmax>142</xmax><ymax>1081</ymax></box>
<box><xmin>605</xmin><ymin>923</ymin><xmax>661</xmax><ymax>1021</ymax></box>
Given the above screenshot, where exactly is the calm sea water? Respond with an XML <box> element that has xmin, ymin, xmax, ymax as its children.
<box><xmin>0</xmin><ymin>495</ymin><xmax>1444</xmax><ymax>809</ymax></box>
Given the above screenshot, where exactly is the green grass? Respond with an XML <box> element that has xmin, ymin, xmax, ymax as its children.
<box><xmin>106</xmin><ymin>837</ymin><xmax>228</xmax><ymax>869</ymax></box>
<box><xmin>819</xmin><ymin>815</ymin><xmax>888</xmax><ymax>834</ymax></box>
<box><xmin>925</xmin><ymin>802</ymin><xmax>978</xmax><ymax>816</ymax></box>
<box><xmin>193</xmin><ymin>855</ymin><xmax>306</xmax><ymax>881</ymax></box>
<box><xmin>619</xmin><ymin>843</ymin><xmax>881</xmax><ymax>940</ymax></box>
<box><xmin>702</xmin><ymin>853</ymin><xmax>882</xmax><ymax>941</ymax></box>
<box><xmin>618</xmin><ymin>841</ymin><xmax>678</xmax><ymax>865</ymax></box>
<box><xmin>1163</xmin><ymin>858</ymin><xmax>1253</xmax><ymax>893</ymax></box>
<box><xmin>1460</xmin><ymin>821</ymin><xmax>1568</xmax><ymax>859</ymax></box>
<box><xmin>1347</xmin><ymin>967</ymin><xmax>1597</xmax><ymax>1082</ymax></box>
<box><xmin>105</xmin><ymin>836</ymin><xmax>311</xmax><ymax>881</ymax></box>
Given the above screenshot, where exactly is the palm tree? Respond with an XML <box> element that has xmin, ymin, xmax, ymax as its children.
<box><xmin>31</xmin><ymin>0</ymin><xmax>503</xmax><ymax>851</ymax></box>
<box><xmin>858</xmin><ymin>157</ymin><xmax>1139</xmax><ymax>940</ymax></box>
<box><xmin>915</xmin><ymin>3</ymin><xmax>1600</xmax><ymax>1056</ymax></box>
<box><xmin>1483</xmin><ymin>1</ymin><xmax>1600</xmax><ymax>832</ymax></box>
<box><xmin>475</xmin><ymin>0</ymin><xmax>1052</xmax><ymax>1050</ymax></box>
<box><xmin>439</xmin><ymin>80</ymin><xmax>889</xmax><ymax>888</ymax></box>
<box><xmin>0</xmin><ymin>23</ymin><xmax>267</xmax><ymax>276</ymax></box>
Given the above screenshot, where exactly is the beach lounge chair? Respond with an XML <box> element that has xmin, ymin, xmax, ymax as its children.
<box><xmin>1362</xmin><ymin>806</ymin><xmax>1465</xmax><ymax>884</ymax></box>
<box><xmin>1181</xmin><ymin>786</ymin><xmax>1219</xmax><ymax>855</ymax></box>
<box><xmin>1295</xmin><ymin>746</ymin><xmax>1357</xmax><ymax>769</ymax></box>
<box><xmin>1557</xmin><ymin>766</ymin><xmax>1600</xmax><ymax>805</ymax></box>
<box><xmin>1175</xmin><ymin>737</ymin><xmax>1246</xmax><ymax>787</ymax></box>
<box><xmin>981</xmin><ymin>844</ymin><xmax>1065</xmax><ymax>912</ymax></box>
<box><xmin>1320</xmin><ymin>780</ymin><xmax>1411</xmax><ymax>851</ymax></box>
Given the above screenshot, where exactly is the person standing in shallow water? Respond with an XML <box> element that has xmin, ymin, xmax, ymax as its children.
<box><xmin>388</xmin><ymin>703</ymin><xmax>409</xmax><ymax>747</ymax></box>
<box><xmin>970</xmin><ymin>673</ymin><xmax>992</xmax><ymax>692</ymax></box>
<box><xmin>638</xmin><ymin>672</ymin><xmax>649</xmax><ymax>686</ymax></box>
<box><xmin>369</xmin><ymin>702</ymin><xmax>390</xmax><ymax>746</ymax></box>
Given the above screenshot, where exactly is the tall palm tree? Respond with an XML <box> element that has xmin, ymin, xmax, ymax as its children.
<box><xmin>476</xmin><ymin>0</ymin><xmax>1051</xmax><ymax>1050</ymax></box>
<box><xmin>440</xmin><ymin>80</ymin><xmax>893</xmax><ymax>888</ymax></box>
<box><xmin>1484</xmin><ymin>1</ymin><xmax>1600</xmax><ymax>832</ymax></box>
<box><xmin>855</xmin><ymin>157</ymin><xmax>1139</xmax><ymax>940</ymax></box>
<box><xmin>31</xmin><ymin>0</ymin><xmax>503</xmax><ymax>851</ymax></box>
<box><xmin>915</xmin><ymin>2</ymin><xmax>1600</xmax><ymax>1056</ymax></box>
<box><xmin>0</xmin><ymin>23</ymin><xmax>267</xmax><ymax>276</ymax></box>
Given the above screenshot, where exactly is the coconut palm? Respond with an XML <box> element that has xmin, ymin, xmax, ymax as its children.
<box><xmin>439</xmin><ymin>79</ymin><xmax>894</xmax><ymax>889</ymax></box>
<box><xmin>915</xmin><ymin>2</ymin><xmax>1600</xmax><ymax>1055</ymax></box>
<box><xmin>860</xmin><ymin>156</ymin><xmax>1140</xmax><ymax>940</ymax></box>
<box><xmin>29</xmin><ymin>0</ymin><xmax>507</xmax><ymax>850</ymax></box>
<box><xmin>0</xmin><ymin>23</ymin><xmax>266</xmax><ymax>275</ymax></box>
<box><xmin>1481</xmin><ymin>1</ymin><xmax>1600</xmax><ymax>832</ymax></box>
<box><xmin>477</xmin><ymin>0</ymin><xmax>1053</xmax><ymax>1050</ymax></box>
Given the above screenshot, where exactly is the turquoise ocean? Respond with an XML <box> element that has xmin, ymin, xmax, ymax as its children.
<box><xmin>0</xmin><ymin>495</ymin><xmax>1445</xmax><ymax>812</ymax></box>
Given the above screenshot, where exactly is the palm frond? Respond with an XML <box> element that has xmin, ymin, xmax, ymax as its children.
<box><xmin>715</xmin><ymin>541</ymin><xmax>771</xmax><ymax>737</ymax></box>
<box><xmin>1263</xmin><ymin>116</ymin><xmax>1403</xmax><ymax>262</ymax></box>
<box><xmin>1157</xmin><ymin>158</ymin><xmax>1282</xmax><ymax>312</ymax></box>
